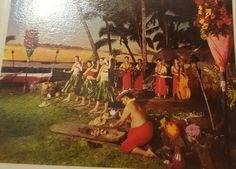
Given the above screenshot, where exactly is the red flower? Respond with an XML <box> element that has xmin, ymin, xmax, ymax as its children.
<box><xmin>210</xmin><ymin>13</ymin><xmax>216</xmax><ymax>19</ymax></box>
<box><xmin>195</xmin><ymin>0</ymin><xmax>204</xmax><ymax>5</ymax></box>
<box><xmin>217</xmin><ymin>19</ymin><xmax>224</xmax><ymax>29</ymax></box>
<box><xmin>219</xmin><ymin>6</ymin><xmax>227</xmax><ymax>15</ymax></box>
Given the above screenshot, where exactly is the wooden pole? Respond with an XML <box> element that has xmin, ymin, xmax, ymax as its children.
<box><xmin>195</xmin><ymin>64</ymin><xmax>215</xmax><ymax>130</ymax></box>
<box><xmin>49</xmin><ymin>49</ymin><xmax>59</xmax><ymax>81</ymax></box>
<box><xmin>11</xmin><ymin>50</ymin><xmax>14</xmax><ymax>68</ymax></box>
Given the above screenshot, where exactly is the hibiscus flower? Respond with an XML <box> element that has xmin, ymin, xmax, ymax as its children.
<box><xmin>195</xmin><ymin>0</ymin><xmax>204</xmax><ymax>5</ymax></box>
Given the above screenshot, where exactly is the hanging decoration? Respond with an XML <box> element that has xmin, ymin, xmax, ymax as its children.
<box><xmin>24</xmin><ymin>29</ymin><xmax>39</xmax><ymax>62</ymax></box>
<box><xmin>195</xmin><ymin>0</ymin><xmax>233</xmax><ymax>92</ymax></box>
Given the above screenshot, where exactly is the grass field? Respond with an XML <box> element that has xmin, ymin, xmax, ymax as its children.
<box><xmin>0</xmin><ymin>88</ymin><xmax>164</xmax><ymax>169</ymax></box>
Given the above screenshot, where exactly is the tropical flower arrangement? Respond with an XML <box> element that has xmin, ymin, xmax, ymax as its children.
<box><xmin>24</xmin><ymin>29</ymin><xmax>39</xmax><ymax>61</ymax></box>
<box><xmin>195</xmin><ymin>0</ymin><xmax>232</xmax><ymax>39</ymax></box>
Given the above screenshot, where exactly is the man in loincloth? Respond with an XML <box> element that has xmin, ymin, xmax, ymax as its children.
<box><xmin>110</xmin><ymin>90</ymin><xmax>157</xmax><ymax>157</ymax></box>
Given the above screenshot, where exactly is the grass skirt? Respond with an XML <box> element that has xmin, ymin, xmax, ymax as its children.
<box><xmin>62</xmin><ymin>74</ymin><xmax>78</xmax><ymax>93</ymax></box>
<box><xmin>79</xmin><ymin>78</ymin><xmax>95</xmax><ymax>98</ymax></box>
<box><xmin>93</xmin><ymin>81</ymin><xmax>114</xmax><ymax>102</ymax></box>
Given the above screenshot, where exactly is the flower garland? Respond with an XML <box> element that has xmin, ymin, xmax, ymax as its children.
<box><xmin>195</xmin><ymin>0</ymin><xmax>232</xmax><ymax>39</ymax></box>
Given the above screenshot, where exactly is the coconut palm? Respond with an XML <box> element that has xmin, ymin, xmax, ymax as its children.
<box><xmin>141</xmin><ymin>0</ymin><xmax>147</xmax><ymax>65</ymax></box>
<box><xmin>76</xmin><ymin>0</ymin><xmax>99</xmax><ymax>59</ymax></box>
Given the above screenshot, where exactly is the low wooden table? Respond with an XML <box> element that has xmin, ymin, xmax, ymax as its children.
<box><xmin>50</xmin><ymin>122</ymin><xmax>127</xmax><ymax>143</ymax></box>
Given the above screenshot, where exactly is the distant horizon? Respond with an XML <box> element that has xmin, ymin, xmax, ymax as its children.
<box><xmin>6</xmin><ymin>0</ymin><xmax>141</xmax><ymax>55</ymax></box>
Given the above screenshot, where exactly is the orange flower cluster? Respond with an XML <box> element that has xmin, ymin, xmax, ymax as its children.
<box><xmin>195</xmin><ymin>0</ymin><xmax>232</xmax><ymax>39</ymax></box>
<box><xmin>164</xmin><ymin>122</ymin><xmax>180</xmax><ymax>140</ymax></box>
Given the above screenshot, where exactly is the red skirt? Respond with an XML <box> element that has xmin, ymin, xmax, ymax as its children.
<box><xmin>134</xmin><ymin>73</ymin><xmax>143</xmax><ymax>91</ymax></box>
<box><xmin>172</xmin><ymin>74</ymin><xmax>178</xmax><ymax>95</ymax></box>
<box><xmin>121</xmin><ymin>121</ymin><xmax>153</xmax><ymax>153</ymax></box>
<box><xmin>155</xmin><ymin>77</ymin><xmax>166</xmax><ymax>96</ymax></box>
<box><xmin>123</xmin><ymin>72</ymin><xmax>131</xmax><ymax>90</ymax></box>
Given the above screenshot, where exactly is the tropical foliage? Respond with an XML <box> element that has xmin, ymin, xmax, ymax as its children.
<box><xmin>195</xmin><ymin>0</ymin><xmax>232</xmax><ymax>39</ymax></box>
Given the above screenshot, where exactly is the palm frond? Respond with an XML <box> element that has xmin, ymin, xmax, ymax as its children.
<box><xmin>95</xmin><ymin>38</ymin><xmax>116</xmax><ymax>49</ymax></box>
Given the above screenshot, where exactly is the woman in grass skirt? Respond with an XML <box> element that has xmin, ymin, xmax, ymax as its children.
<box><xmin>90</xmin><ymin>55</ymin><xmax>114</xmax><ymax>113</ymax></box>
<box><xmin>78</xmin><ymin>60</ymin><xmax>99</xmax><ymax>106</ymax></box>
<box><xmin>61</xmin><ymin>56</ymin><xmax>83</xmax><ymax>102</ymax></box>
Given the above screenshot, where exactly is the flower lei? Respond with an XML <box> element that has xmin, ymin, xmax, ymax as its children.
<box><xmin>195</xmin><ymin>0</ymin><xmax>232</xmax><ymax>40</ymax></box>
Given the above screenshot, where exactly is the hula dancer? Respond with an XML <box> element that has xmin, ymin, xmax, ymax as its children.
<box><xmin>90</xmin><ymin>55</ymin><xmax>114</xmax><ymax>113</ymax></box>
<box><xmin>78</xmin><ymin>60</ymin><xmax>99</xmax><ymax>106</ymax></box>
<box><xmin>61</xmin><ymin>56</ymin><xmax>83</xmax><ymax>102</ymax></box>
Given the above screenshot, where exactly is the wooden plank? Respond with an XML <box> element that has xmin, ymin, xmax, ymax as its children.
<box><xmin>50</xmin><ymin>122</ymin><xmax>126</xmax><ymax>143</ymax></box>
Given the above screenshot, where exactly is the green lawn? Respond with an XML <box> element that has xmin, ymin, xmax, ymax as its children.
<box><xmin>0</xmin><ymin>89</ymin><xmax>164</xmax><ymax>169</ymax></box>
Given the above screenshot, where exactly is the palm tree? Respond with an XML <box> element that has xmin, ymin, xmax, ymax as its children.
<box><xmin>104</xmin><ymin>16</ymin><xmax>113</xmax><ymax>55</ymax></box>
<box><xmin>98</xmin><ymin>23</ymin><xmax>137</xmax><ymax>64</ymax></box>
<box><xmin>76</xmin><ymin>2</ymin><xmax>99</xmax><ymax>59</ymax></box>
<box><xmin>141</xmin><ymin>0</ymin><xmax>147</xmax><ymax>65</ymax></box>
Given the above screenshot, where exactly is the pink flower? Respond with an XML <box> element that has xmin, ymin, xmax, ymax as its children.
<box><xmin>185</xmin><ymin>123</ymin><xmax>200</xmax><ymax>137</ymax></box>
<box><xmin>195</xmin><ymin>0</ymin><xmax>205</xmax><ymax>5</ymax></box>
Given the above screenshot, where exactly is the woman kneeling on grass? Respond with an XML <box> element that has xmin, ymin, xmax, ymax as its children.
<box><xmin>110</xmin><ymin>90</ymin><xmax>157</xmax><ymax>158</ymax></box>
<box><xmin>90</xmin><ymin>55</ymin><xmax>114</xmax><ymax>114</ymax></box>
<box><xmin>61</xmin><ymin>56</ymin><xmax>83</xmax><ymax>102</ymax></box>
<box><xmin>78</xmin><ymin>60</ymin><xmax>99</xmax><ymax>106</ymax></box>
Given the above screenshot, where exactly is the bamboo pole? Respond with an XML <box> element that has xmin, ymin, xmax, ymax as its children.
<box><xmin>195</xmin><ymin>64</ymin><xmax>215</xmax><ymax>130</ymax></box>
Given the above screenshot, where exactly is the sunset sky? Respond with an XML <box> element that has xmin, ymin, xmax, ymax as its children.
<box><xmin>6</xmin><ymin>0</ymin><xmax>140</xmax><ymax>53</ymax></box>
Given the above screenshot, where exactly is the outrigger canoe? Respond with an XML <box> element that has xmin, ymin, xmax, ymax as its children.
<box><xmin>0</xmin><ymin>71</ymin><xmax>52</xmax><ymax>84</ymax></box>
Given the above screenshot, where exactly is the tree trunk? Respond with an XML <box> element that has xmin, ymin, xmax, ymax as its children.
<box><xmin>77</xmin><ymin>4</ymin><xmax>99</xmax><ymax>59</ymax></box>
<box><xmin>141</xmin><ymin>0</ymin><xmax>147</xmax><ymax>65</ymax></box>
<box><xmin>104</xmin><ymin>17</ymin><xmax>113</xmax><ymax>55</ymax></box>
<box><xmin>123</xmin><ymin>39</ymin><xmax>136</xmax><ymax>64</ymax></box>
<box><xmin>104</xmin><ymin>17</ymin><xmax>115</xmax><ymax>86</ymax></box>
<box><xmin>160</xmin><ymin>0</ymin><xmax>169</xmax><ymax>48</ymax></box>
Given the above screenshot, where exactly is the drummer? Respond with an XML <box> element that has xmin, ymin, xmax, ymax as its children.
<box><xmin>110</xmin><ymin>90</ymin><xmax>156</xmax><ymax>157</ymax></box>
<box><xmin>154</xmin><ymin>59</ymin><xmax>167</xmax><ymax>99</ymax></box>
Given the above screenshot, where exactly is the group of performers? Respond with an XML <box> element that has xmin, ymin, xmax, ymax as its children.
<box><xmin>119</xmin><ymin>57</ymin><xmax>144</xmax><ymax>91</ymax></box>
<box><xmin>60</xmin><ymin>55</ymin><xmax>190</xmax><ymax>157</ymax></box>
<box><xmin>154</xmin><ymin>57</ymin><xmax>190</xmax><ymax>99</ymax></box>
<box><xmin>118</xmin><ymin>56</ymin><xmax>190</xmax><ymax>100</ymax></box>
<box><xmin>61</xmin><ymin>55</ymin><xmax>114</xmax><ymax>114</ymax></box>
<box><xmin>61</xmin><ymin>55</ymin><xmax>190</xmax><ymax>114</ymax></box>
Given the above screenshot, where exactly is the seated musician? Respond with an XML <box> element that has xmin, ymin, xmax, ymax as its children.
<box><xmin>110</xmin><ymin>90</ymin><xmax>156</xmax><ymax>157</ymax></box>
<box><xmin>171</xmin><ymin>59</ymin><xmax>179</xmax><ymax>97</ymax></box>
<box><xmin>134</xmin><ymin>59</ymin><xmax>144</xmax><ymax>91</ymax></box>
<box><xmin>154</xmin><ymin>59</ymin><xmax>167</xmax><ymax>99</ymax></box>
<box><xmin>119</xmin><ymin>56</ymin><xmax>132</xmax><ymax>90</ymax></box>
